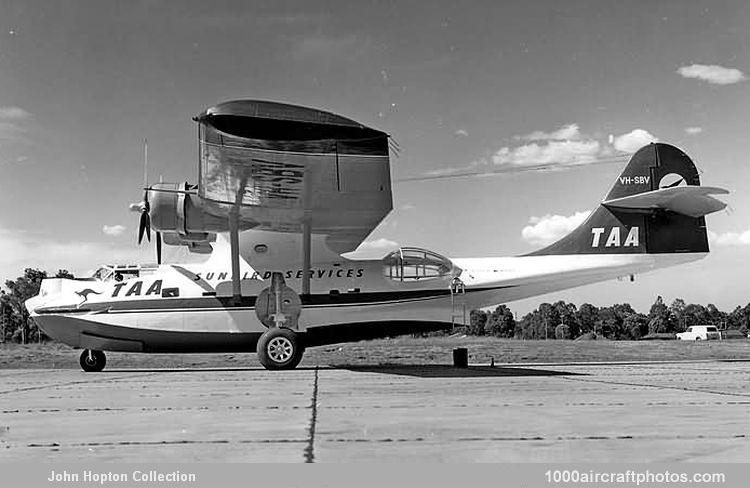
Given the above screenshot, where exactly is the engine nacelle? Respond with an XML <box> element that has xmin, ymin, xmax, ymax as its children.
<box><xmin>149</xmin><ymin>182</ymin><xmax>225</xmax><ymax>235</ymax></box>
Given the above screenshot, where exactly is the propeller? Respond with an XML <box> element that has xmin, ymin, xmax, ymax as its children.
<box><xmin>130</xmin><ymin>138</ymin><xmax>163</xmax><ymax>265</ymax></box>
<box><xmin>137</xmin><ymin>190</ymin><xmax>151</xmax><ymax>244</ymax></box>
<box><xmin>130</xmin><ymin>189</ymin><xmax>162</xmax><ymax>264</ymax></box>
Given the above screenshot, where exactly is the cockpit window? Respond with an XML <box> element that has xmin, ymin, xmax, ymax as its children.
<box><xmin>383</xmin><ymin>247</ymin><xmax>457</xmax><ymax>281</ymax></box>
<box><xmin>92</xmin><ymin>267</ymin><xmax>113</xmax><ymax>281</ymax></box>
<box><xmin>91</xmin><ymin>265</ymin><xmax>143</xmax><ymax>282</ymax></box>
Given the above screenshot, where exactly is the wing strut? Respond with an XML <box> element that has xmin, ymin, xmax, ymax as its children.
<box><xmin>229</xmin><ymin>174</ymin><xmax>248</xmax><ymax>302</ymax></box>
<box><xmin>301</xmin><ymin>167</ymin><xmax>313</xmax><ymax>297</ymax></box>
<box><xmin>229</xmin><ymin>210</ymin><xmax>241</xmax><ymax>301</ymax></box>
<box><xmin>302</xmin><ymin>220</ymin><xmax>311</xmax><ymax>296</ymax></box>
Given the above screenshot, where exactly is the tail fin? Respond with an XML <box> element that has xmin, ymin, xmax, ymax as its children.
<box><xmin>529</xmin><ymin>143</ymin><xmax>727</xmax><ymax>256</ymax></box>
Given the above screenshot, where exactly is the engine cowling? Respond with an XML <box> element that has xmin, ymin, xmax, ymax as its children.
<box><xmin>149</xmin><ymin>182</ymin><xmax>223</xmax><ymax>235</ymax></box>
<box><xmin>147</xmin><ymin>182</ymin><xmax>226</xmax><ymax>254</ymax></box>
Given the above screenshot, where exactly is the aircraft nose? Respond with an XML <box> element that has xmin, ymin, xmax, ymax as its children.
<box><xmin>24</xmin><ymin>288</ymin><xmax>65</xmax><ymax>315</ymax></box>
<box><xmin>24</xmin><ymin>294</ymin><xmax>45</xmax><ymax>315</ymax></box>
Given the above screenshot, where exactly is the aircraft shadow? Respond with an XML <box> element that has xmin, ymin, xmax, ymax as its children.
<box><xmin>332</xmin><ymin>364</ymin><xmax>584</xmax><ymax>378</ymax></box>
<box><xmin>105</xmin><ymin>367</ymin><xmax>264</xmax><ymax>373</ymax></box>
<box><xmin>102</xmin><ymin>365</ymin><xmax>583</xmax><ymax>377</ymax></box>
<box><xmin>103</xmin><ymin>366</ymin><xmax>377</xmax><ymax>373</ymax></box>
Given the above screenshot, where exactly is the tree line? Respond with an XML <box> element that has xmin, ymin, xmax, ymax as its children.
<box><xmin>1</xmin><ymin>268</ymin><xmax>73</xmax><ymax>343</ymax></box>
<box><xmin>467</xmin><ymin>297</ymin><xmax>750</xmax><ymax>340</ymax></box>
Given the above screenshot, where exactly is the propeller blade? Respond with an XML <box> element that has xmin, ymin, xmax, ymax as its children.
<box><xmin>135</xmin><ymin>140</ymin><xmax>153</xmax><ymax>248</ymax></box>
<box><xmin>136</xmin><ymin>188</ymin><xmax>152</xmax><ymax>244</ymax></box>
<box><xmin>156</xmin><ymin>231</ymin><xmax>162</xmax><ymax>265</ymax></box>
<box><xmin>138</xmin><ymin>211</ymin><xmax>151</xmax><ymax>244</ymax></box>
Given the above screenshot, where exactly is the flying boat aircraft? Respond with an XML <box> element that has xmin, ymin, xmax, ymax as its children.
<box><xmin>25</xmin><ymin>100</ymin><xmax>728</xmax><ymax>371</ymax></box>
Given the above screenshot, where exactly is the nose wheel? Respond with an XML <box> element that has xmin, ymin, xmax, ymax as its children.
<box><xmin>257</xmin><ymin>328</ymin><xmax>304</xmax><ymax>370</ymax></box>
<box><xmin>79</xmin><ymin>349</ymin><xmax>107</xmax><ymax>372</ymax></box>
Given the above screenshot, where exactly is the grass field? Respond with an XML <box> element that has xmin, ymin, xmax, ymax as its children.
<box><xmin>2</xmin><ymin>337</ymin><xmax>750</xmax><ymax>369</ymax></box>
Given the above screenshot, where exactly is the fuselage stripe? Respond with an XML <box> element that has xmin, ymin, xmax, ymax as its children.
<box><xmin>34</xmin><ymin>286</ymin><xmax>513</xmax><ymax>316</ymax></box>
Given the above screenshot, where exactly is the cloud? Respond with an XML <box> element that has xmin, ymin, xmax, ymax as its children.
<box><xmin>422</xmin><ymin>160</ymin><xmax>488</xmax><ymax>177</ymax></box>
<box><xmin>493</xmin><ymin>140</ymin><xmax>601</xmax><ymax>166</ymax></box>
<box><xmin>422</xmin><ymin>165</ymin><xmax>477</xmax><ymax>177</ymax></box>
<box><xmin>677</xmin><ymin>64</ymin><xmax>747</xmax><ymax>85</ymax></box>
<box><xmin>408</xmin><ymin>124</ymin><xmax>657</xmax><ymax>180</ymax></box>
<box><xmin>0</xmin><ymin>155</ymin><xmax>29</xmax><ymax>166</ymax></box>
<box><xmin>0</xmin><ymin>121</ymin><xmax>26</xmax><ymax>141</ymax></box>
<box><xmin>708</xmin><ymin>230</ymin><xmax>750</xmax><ymax>246</ymax></box>
<box><xmin>685</xmin><ymin>127</ymin><xmax>703</xmax><ymax>135</ymax></box>
<box><xmin>516</xmin><ymin>123</ymin><xmax>581</xmax><ymax>142</ymax></box>
<box><xmin>0</xmin><ymin>106</ymin><xmax>31</xmax><ymax>120</ymax></box>
<box><xmin>612</xmin><ymin>129</ymin><xmax>658</xmax><ymax>153</ymax></box>
<box><xmin>0</xmin><ymin>106</ymin><xmax>32</xmax><ymax>151</ymax></box>
<box><xmin>521</xmin><ymin>211</ymin><xmax>591</xmax><ymax>246</ymax></box>
<box><xmin>102</xmin><ymin>225</ymin><xmax>127</xmax><ymax>236</ymax></box>
<box><xmin>455</xmin><ymin>129</ymin><xmax>469</xmax><ymax>137</ymax></box>
<box><xmin>496</xmin><ymin>124</ymin><xmax>654</xmax><ymax>167</ymax></box>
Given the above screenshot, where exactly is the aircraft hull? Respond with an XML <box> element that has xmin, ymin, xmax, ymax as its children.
<box><xmin>28</xmin><ymin>252</ymin><xmax>706</xmax><ymax>354</ymax></box>
<box><xmin>31</xmin><ymin>312</ymin><xmax>452</xmax><ymax>353</ymax></box>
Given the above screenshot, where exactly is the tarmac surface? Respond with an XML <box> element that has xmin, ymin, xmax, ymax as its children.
<box><xmin>1</xmin><ymin>360</ymin><xmax>750</xmax><ymax>462</ymax></box>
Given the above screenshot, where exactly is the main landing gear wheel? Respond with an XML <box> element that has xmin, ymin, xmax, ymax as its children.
<box><xmin>257</xmin><ymin>328</ymin><xmax>304</xmax><ymax>370</ymax></box>
<box><xmin>79</xmin><ymin>349</ymin><xmax>106</xmax><ymax>372</ymax></box>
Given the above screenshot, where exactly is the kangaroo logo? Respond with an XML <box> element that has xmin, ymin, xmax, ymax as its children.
<box><xmin>75</xmin><ymin>288</ymin><xmax>102</xmax><ymax>305</ymax></box>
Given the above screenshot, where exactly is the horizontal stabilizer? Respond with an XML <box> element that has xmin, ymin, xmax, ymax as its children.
<box><xmin>602</xmin><ymin>186</ymin><xmax>728</xmax><ymax>218</ymax></box>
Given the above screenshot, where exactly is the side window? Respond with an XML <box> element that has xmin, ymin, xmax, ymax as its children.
<box><xmin>162</xmin><ymin>288</ymin><xmax>179</xmax><ymax>298</ymax></box>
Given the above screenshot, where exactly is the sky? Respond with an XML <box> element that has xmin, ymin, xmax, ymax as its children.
<box><xmin>0</xmin><ymin>0</ymin><xmax>749</xmax><ymax>316</ymax></box>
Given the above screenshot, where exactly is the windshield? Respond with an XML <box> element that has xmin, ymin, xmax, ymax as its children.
<box><xmin>91</xmin><ymin>265</ymin><xmax>145</xmax><ymax>282</ymax></box>
<box><xmin>383</xmin><ymin>247</ymin><xmax>458</xmax><ymax>281</ymax></box>
<box><xmin>91</xmin><ymin>267</ymin><xmax>113</xmax><ymax>281</ymax></box>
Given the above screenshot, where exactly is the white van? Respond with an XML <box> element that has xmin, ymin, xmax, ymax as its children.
<box><xmin>676</xmin><ymin>325</ymin><xmax>721</xmax><ymax>341</ymax></box>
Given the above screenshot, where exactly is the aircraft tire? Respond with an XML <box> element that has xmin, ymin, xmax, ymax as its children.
<box><xmin>79</xmin><ymin>349</ymin><xmax>106</xmax><ymax>372</ymax></box>
<box><xmin>257</xmin><ymin>328</ymin><xmax>304</xmax><ymax>370</ymax></box>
